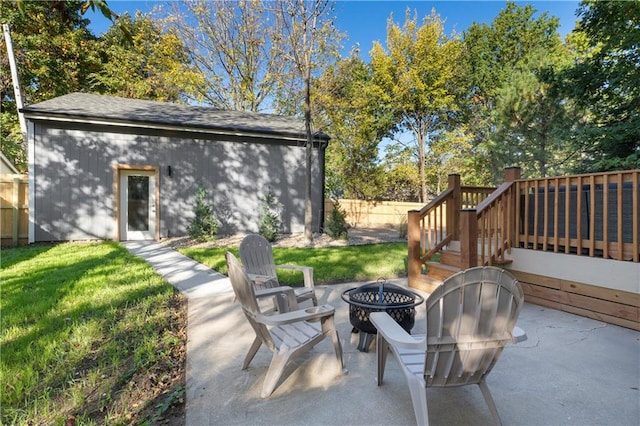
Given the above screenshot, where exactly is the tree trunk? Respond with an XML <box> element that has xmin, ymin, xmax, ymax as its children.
<box><xmin>417</xmin><ymin>132</ymin><xmax>427</xmax><ymax>203</ymax></box>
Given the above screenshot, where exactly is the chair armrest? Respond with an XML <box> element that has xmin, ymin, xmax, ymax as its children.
<box><xmin>248</xmin><ymin>273</ymin><xmax>276</xmax><ymax>285</ymax></box>
<box><xmin>512</xmin><ymin>326</ymin><xmax>527</xmax><ymax>343</ymax></box>
<box><xmin>254</xmin><ymin>286</ymin><xmax>295</xmax><ymax>299</ymax></box>
<box><xmin>370</xmin><ymin>312</ymin><xmax>426</xmax><ymax>351</ymax></box>
<box><xmin>257</xmin><ymin>304</ymin><xmax>335</xmax><ymax>326</ymax></box>
<box><xmin>275</xmin><ymin>264</ymin><xmax>315</xmax><ymax>290</ymax></box>
<box><xmin>255</xmin><ymin>286</ymin><xmax>298</xmax><ymax>312</ymax></box>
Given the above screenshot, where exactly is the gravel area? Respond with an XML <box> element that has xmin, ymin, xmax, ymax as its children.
<box><xmin>161</xmin><ymin>226</ymin><xmax>406</xmax><ymax>250</ymax></box>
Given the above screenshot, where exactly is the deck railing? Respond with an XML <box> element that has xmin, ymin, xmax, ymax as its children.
<box><xmin>408</xmin><ymin>168</ymin><xmax>640</xmax><ymax>286</ymax></box>
<box><xmin>408</xmin><ymin>175</ymin><xmax>495</xmax><ymax>280</ymax></box>
<box><xmin>515</xmin><ymin>170</ymin><xmax>639</xmax><ymax>262</ymax></box>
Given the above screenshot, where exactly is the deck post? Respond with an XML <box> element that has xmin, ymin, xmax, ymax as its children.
<box><xmin>407</xmin><ymin>210</ymin><xmax>421</xmax><ymax>287</ymax></box>
<box><xmin>504</xmin><ymin>167</ymin><xmax>521</xmax><ymax>249</ymax></box>
<box><xmin>460</xmin><ymin>209</ymin><xmax>478</xmax><ymax>269</ymax></box>
<box><xmin>447</xmin><ymin>174</ymin><xmax>461</xmax><ymax>240</ymax></box>
<box><xmin>504</xmin><ymin>166</ymin><xmax>521</xmax><ymax>182</ymax></box>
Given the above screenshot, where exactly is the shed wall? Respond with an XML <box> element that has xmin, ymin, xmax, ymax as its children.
<box><xmin>31</xmin><ymin>122</ymin><xmax>324</xmax><ymax>241</ymax></box>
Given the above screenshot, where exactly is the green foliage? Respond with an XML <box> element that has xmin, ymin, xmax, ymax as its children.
<box><xmin>0</xmin><ymin>242</ymin><xmax>184</xmax><ymax>424</ymax></box>
<box><xmin>316</xmin><ymin>54</ymin><xmax>389</xmax><ymax>200</ymax></box>
<box><xmin>1</xmin><ymin>0</ymin><xmax>101</xmax><ymax>169</ymax></box>
<box><xmin>91</xmin><ymin>12</ymin><xmax>204</xmax><ymax>102</ymax></box>
<box><xmin>370</xmin><ymin>8</ymin><xmax>464</xmax><ymax>201</ymax></box>
<box><xmin>560</xmin><ymin>0</ymin><xmax>640</xmax><ymax>172</ymax></box>
<box><xmin>188</xmin><ymin>185</ymin><xmax>218</xmax><ymax>241</ymax></box>
<box><xmin>325</xmin><ymin>200</ymin><xmax>349</xmax><ymax>240</ymax></box>
<box><xmin>462</xmin><ymin>2</ymin><xmax>577</xmax><ymax>180</ymax></box>
<box><xmin>381</xmin><ymin>145</ymin><xmax>421</xmax><ymax>201</ymax></box>
<box><xmin>258</xmin><ymin>187</ymin><xmax>282</xmax><ymax>242</ymax></box>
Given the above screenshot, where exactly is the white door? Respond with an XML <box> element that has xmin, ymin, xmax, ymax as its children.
<box><xmin>120</xmin><ymin>171</ymin><xmax>156</xmax><ymax>240</ymax></box>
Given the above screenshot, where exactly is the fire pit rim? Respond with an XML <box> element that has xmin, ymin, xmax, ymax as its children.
<box><xmin>340</xmin><ymin>283</ymin><xmax>425</xmax><ymax>309</ymax></box>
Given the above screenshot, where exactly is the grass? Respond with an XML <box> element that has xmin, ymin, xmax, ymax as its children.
<box><xmin>0</xmin><ymin>242</ymin><xmax>186</xmax><ymax>425</ymax></box>
<box><xmin>0</xmin><ymin>239</ymin><xmax>407</xmax><ymax>424</ymax></box>
<box><xmin>180</xmin><ymin>242</ymin><xmax>408</xmax><ymax>285</ymax></box>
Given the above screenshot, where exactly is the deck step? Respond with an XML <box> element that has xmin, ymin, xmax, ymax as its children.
<box><xmin>409</xmin><ymin>274</ymin><xmax>442</xmax><ymax>295</ymax></box>
<box><xmin>439</xmin><ymin>250</ymin><xmax>462</xmax><ymax>268</ymax></box>
<box><xmin>425</xmin><ymin>261</ymin><xmax>460</xmax><ymax>281</ymax></box>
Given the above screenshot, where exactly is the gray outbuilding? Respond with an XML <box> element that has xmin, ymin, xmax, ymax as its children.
<box><xmin>22</xmin><ymin>93</ymin><xmax>329</xmax><ymax>243</ymax></box>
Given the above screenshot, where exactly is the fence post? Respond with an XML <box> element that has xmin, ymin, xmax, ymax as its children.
<box><xmin>460</xmin><ymin>209</ymin><xmax>478</xmax><ymax>269</ymax></box>
<box><xmin>447</xmin><ymin>174</ymin><xmax>461</xmax><ymax>240</ymax></box>
<box><xmin>407</xmin><ymin>210</ymin><xmax>421</xmax><ymax>287</ymax></box>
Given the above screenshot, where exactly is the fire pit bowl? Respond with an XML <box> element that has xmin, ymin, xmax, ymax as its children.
<box><xmin>341</xmin><ymin>280</ymin><xmax>424</xmax><ymax>352</ymax></box>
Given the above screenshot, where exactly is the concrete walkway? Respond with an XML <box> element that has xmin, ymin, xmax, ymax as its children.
<box><xmin>124</xmin><ymin>241</ymin><xmax>640</xmax><ymax>426</ymax></box>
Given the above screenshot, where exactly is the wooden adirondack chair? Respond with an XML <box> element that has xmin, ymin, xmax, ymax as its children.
<box><xmin>370</xmin><ymin>266</ymin><xmax>527</xmax><ymax>425</ymax></box>
<box><xmin>239</xmin><ymin>233</ymin><xmax>318</xmax><ymax>308</ymax></box>
<box><xmin>226</xmin><ymin>252</ymin><xmax>346</xmax><ymax>398</ymax></box>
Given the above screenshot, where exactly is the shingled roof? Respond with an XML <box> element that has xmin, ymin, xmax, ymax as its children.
<box><xmin>21</xmin><ymin>93</ymin><xmax>328</xmax><ymax>141</ymax></box>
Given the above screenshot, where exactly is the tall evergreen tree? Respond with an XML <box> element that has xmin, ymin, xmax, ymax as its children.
<box><xmin>462</xmin><ymin>2</ymin><xmax>576</xmax><ymax>179</ymax></box>
<box><xmin>562</xmin><ymin>0</ymin><xmax>640</xmax><ymax>171</ymax></box>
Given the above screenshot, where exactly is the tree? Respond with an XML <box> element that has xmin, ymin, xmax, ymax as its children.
<box><xmin>1</xmin><ymin>0</ymin><xmax>102</xmax><ymax>171</ymax></box>
<box><xmin>462</xmin><ymin>1</ymin><xmax>577</xmax><ymax>180</ymax></box>
<box><xmin>316</xmin><ymin>50</ymin><xmax>390</xmax><ymax>200</ymax></box>
<box><xmin>276</xmin><ymin>0</ymin><xmax>342</xmax><ymax>240</ymax></box>
<box><xmin>370</xmin><ymin>8</ymin><xmax>463</xmax><ymax>202</ymax></box>
<box><xmin>381</xmin><ymin>145</ymin><xmax>421</xmax><ymax>202</ymax></box>
<box><xmin>91</xmin><ymin>12</ymin><xmax>203</xmax><ymax>102</ymax></box>
<box><xmin>165</xmin><ymin>0</ymin><xmax>291</xmax><ymax>112</ymax></box>
<box><xmin>561</xmin><ymin>0</ymin><xmax>640</xmax><ymax>171</ymax></box>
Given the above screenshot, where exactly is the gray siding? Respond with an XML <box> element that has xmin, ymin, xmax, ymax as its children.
<box><xmin>32</xmin><ymin>122</ymin><xmax>324</xmax><ymax>241</ymax></box>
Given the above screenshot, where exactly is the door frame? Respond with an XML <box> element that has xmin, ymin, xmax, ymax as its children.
<box><xmin>114</xmin><ymin>164</ymin><xmax>160</xmax><ymax>241</ymax></box>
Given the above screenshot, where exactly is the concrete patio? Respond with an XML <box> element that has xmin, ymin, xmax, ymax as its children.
<box><xmin>125</xmin><ymin>242</ymin><xmax>640</xmax><ymax>426</ymax></box>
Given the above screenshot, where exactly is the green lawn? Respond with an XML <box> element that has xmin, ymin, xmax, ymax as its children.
<box><xmin>0</xmin><ymin>242</ymin><xmax>186</xmax><ymax>425</ymax></box>
<box><xmin>180</xmin><ymin>242</ymin><xmax>408</xmax><ymax>285</ymax></box>
<box><xmin>0</xmin><ymin>240</ymin><xmax>407</xmax><ymax>424</ymax></box>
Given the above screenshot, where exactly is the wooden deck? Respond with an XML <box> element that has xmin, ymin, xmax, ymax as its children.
<box><xmin>408</xmin><ymin>167</ymin><xmax>640</xmax><ymax>331</ymax></box>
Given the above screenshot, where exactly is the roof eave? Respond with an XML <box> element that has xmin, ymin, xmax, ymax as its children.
<box><xmin>21</xmin><ymin>111</ymin><xmax>320</xmax><ymax>142</ymax></box>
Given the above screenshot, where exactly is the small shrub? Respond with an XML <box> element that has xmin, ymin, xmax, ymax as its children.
<box><xmin>258</xmin><ymin>187</ymin><xmax>282</xmax><ymax>242</ymax></box>
<box><xmin>188</xmin><ymin>185</ymin><xmax>218</xmax><ymax>241</ymax></box>
<box><xmin>325</xmin><ymin>200</ymin><xmax>348</xmax><ymax>240</ymax></box>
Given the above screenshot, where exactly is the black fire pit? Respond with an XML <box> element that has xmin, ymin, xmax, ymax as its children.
<box><xmin>341</xmin><ymin>280</ymin><xmax>424</xmax><ymax>352</ymax></box>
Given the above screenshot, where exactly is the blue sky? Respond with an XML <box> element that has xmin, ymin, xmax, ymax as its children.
<box><xmin>88</xmin><ymin>0</ymin><xmax>582</xmax><ymax>58</ymax></box>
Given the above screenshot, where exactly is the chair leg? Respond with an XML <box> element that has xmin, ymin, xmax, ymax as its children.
<box><xmin>376</xmin><ymin>334</ymin><xmax>388</xmax><ymax>385</ymax></box>
<box><xmin>331</xmin><ymin>325</ymin><xmax>347</xmax><ymax>373</ymax></box>
<box><xmin>479</xmin><ymin>379</ymin><xmax>502</xmax><ymax>426</ymax></box>
<box><xmin>261</xmin><ymin>350</ymin><xmax>291</xmax><ymax>398</ymax></box>
<box><xmin>407</xmin><ymin>376</ymin><xmax>428</xmax><ymax>426</ymax></box>
<box><xmin>242</xmin><ymin>336</ymin><xmax>262</xmax><ymax>370</ymax></box>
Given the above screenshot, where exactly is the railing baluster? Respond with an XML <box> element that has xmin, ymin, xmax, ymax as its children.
<box><xmin>633</xmin><ymin>171</ymin><xmax>639</xmax><ymax>262</ymax></box>
<box><xmin>589</xmin><ymin>174</ymin><xmax>596</xmax><ymax>256</ymax></box>
<box><xmin>617</xmin><ymin>173</ymin><xmax>623</xmax><ymax>261</ymax></box>
<box><xmin>603</xmin><ymin>174</ymin><xmax>609</xmax><ymax>259</ymax></box>
<box><xmin>565</xmin><ymin>176</ymin><xmax>571</xmax><ymax>254</ymax></box>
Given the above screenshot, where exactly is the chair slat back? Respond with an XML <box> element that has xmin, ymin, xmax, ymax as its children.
<box><xmin>240</xmin><ymin>234</ymin><xmax>279</xmax><ymax>281</ymax></box>
<box><xmin>424</xmin><ymin>266</ymin><xmax>523</xmax><ymax>387</ymax></box>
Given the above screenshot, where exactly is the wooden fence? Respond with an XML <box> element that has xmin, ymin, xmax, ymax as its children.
<box><xmin>324</xmin><ymin>199</ymin><xmax>423</xmax><ymax>227</ymax></box>
<box><xmin>1</xmin><ymin>174</ymin><xmax>28</xmax><ymax>246</ymax></box>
